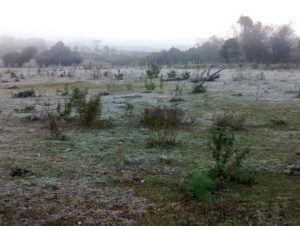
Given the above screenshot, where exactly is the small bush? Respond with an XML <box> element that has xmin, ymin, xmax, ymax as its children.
<box><xmin>146</xmin><ymin>64</ymin><xmax>160</xmax><ymax>79</ymax></box>
<box><xmin>77</xmin><ymin>94</ymin><xmax>102</xmax><ymax>127</ymax></box>
<box><xmin>183</xmin><ymin>170</ymin><xmax>214</xmax><ymax>201</ymax></box>
<box><xmin>209</xmin><ymin>127</ymin><xmax>249</xmax><ymax>180</ymax></box>
<box><xmin>181</xmin><ymin>71</ymin><xmax>190</xmax><ymax>80</ymax></box>
<box><xmin>212</xmin><ymin>111</ymin><xmax>246</xmax><ymax>131</ymax></box>
<box><xmin>124</xmin><ymin>102</ymin><xmax>134</xmax><ymax>117</ymax></box>
<box><xmin>170</xmin><ymin>83</ymin><xmax>184</xmax><ymax>102</ymax></box>
<box><xmin>47</xmin><ymin>113</ymin><xmax>66</xmax><ymax>140</ymax></box>
<box><xmin>143</xmin><ymin>106</ymin><xmax>183</xmax><ymax>129</ymax></box>
<box><xmin>56</xmin><ymin>88</ymin><xmax>102</xmax><ymax>127</ymax></box>
<box><xmin>192</xmin><ymin>83</ymin><xmax>206</xmax><ymax>93</ymax></box>
<box><xmin>114</xmin><ymin>69</ymin><xmax>124</xmax><ymax>80</ymax></box>
<box><xmin>144</xmin><ymin>79</ymin><xmax>156</xmax><ymax>91</ymax></box>
<box><xmin>167</xmin><ymin>70</ymin><xmax>177</xmax><ymax>79</ymax></box>
<box><xmin>144</xmin><ymin>105</ymin><xmax>182</xmax><ymax>147</ymax></box>
<box><xmin>13</xmin><ymin>89</ymin><xmax>36</xmax><ymax>98</ymax></box>
<box><xmin>147</xmin><ymin>126</ymin><xmax>177</xmax><ymax>147</ymax></box>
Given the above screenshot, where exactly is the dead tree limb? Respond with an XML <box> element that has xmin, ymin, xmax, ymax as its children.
<box><xmin>191</xmin><ymin>65</ymin><xmax>225</xmax><ymax>82</ymax></box>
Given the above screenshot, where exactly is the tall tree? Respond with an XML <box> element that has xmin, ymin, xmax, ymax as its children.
<box><xmin>220</xmin><ymin>38</ymin><xmax>239</xmax><ymax>62</ymax></box>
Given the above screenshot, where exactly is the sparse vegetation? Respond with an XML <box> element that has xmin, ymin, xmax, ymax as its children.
<box><xmin>1</xmin><ymin>12</ymin><xmax>300</xmax><ymax>226</ymax></box>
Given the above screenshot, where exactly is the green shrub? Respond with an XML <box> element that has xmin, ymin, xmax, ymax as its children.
<box><xmin>147</xmin><ymin>126</ymin><xmax>177</xmax><ymax>147</ymax></box>
<box><xmin>146</xmin><ymin>64</ymin><xmax>160</xmax><ymax>79</ymax></box>
<box><xmin>192</xmin><ymin>83</ymin><xmax>206</xmax><ymax>93</ymax></box>
<box><xmin>209</xmin><ymin>127</ymin><xmax>249</xmax><ymax>180</ymax></box>
<box><xmin>212</xmin><ymin>111</ymin><xmax>246</xmax><ymax>131</ymax></box>
<box><xmin>47</xmin><ymin>113</ymin><xmax>66</xmax><ymax>140</ymax></box>
<box><xmin>144</xmin><ymin>79</ymin><xmax>156</xmax><ymax>91</ymax></box>
<box><xmin>56</xmin><ymin>88</ymin><xmax>102</xmax><ymax>127</ymax></box>
<box><xmin>183</xmin><ymin>170</ymin><xmax>214</xmax><ymax>201</ymax></box>
<box><xmin>77</xmin><ymin>94</ymin><xmax>102</xmax><ymax>127</ymax></box>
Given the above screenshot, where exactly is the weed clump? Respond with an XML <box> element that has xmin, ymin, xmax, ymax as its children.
<box><xmin>77</xmin><ymin>94</ymin><xmax>102</xmax><ymax>127</ymax></box>
<box><xmin>146</xmin><ymin>64</ymin><xmax>160</xmax><ymax>79</ymax></box>
<box><xmin>143</xmin><ymin>105</ymin><xmax>183</xmax><ymax>129</ymax></box>
<box><xmin>47</xmin><ymin>113</ymin><xmax>66</xmax><ymax>140</ymax></box>
<box><xmin>170</xmin><ymin>83</ymin><xmax>184</xmax><ymax>102</ymax></box>
<box><xmin>144</xmin><ymin>79</ymin><xmax>156</xmax><ymax>91</ymax></box>
<box><xmin>183</xmin><ymin>170</ymin><xmax>214</xmax><ymax>201</ymax></box>
<box><xmin>192</xmin><ymin>83</ymin><xmax>206</xmax><ymax>93</ymax></box>
<box><xmin>209</xmin><ymin>127</ymin><xmax>252</xmax><ymax>185</ymax></box>
<box><xmin>167</xmin><ymin>70</ymin><xmax>177</xmax><ymax>79</ymax></box>
<box><xmin>212</xmin><ymin>111</ymin><xmax>246</xmax><ymax>131</ymax></box>
<box><xmin>143</xmin><ymin>105</ymin><xmax>183</xmax><ymax>147</ymax></box>
<box><xmin>56</xmin><ymin>88</ymin><xmax>103</xmax><ymax>127</ymax></box>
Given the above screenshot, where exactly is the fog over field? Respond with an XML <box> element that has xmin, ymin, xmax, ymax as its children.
<box><xmin>0</xmin><ymin>0</ymin><xmax>299</xmax><ymax>50</ymax></box>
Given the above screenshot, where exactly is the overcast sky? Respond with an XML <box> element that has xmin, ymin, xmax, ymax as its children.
<box><xmin>0</xmin><ymin>0</ymin><xmax>299</xmax><ymax>49</ymax></box>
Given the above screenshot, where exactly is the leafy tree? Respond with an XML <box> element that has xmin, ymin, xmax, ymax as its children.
<box><xmin>220</xmin><ymin>38</ymin><xmax>239</xmax><ymax>62</ymax></box>
<box><xmin>238</xmin><ymin>16</ymin><xmax>271</xmax><ymax>62</ymax></box>
<box><xmin>270</xmin><ymin>25</ymin><xmax>294</xmax><ymax>62</ymax></box>
<box><xmin>21</xmin><ymin>46</ymin><xmax>37</xmax><ymax>64</ymax></box>
<box><xmin>35</xmin><ymin>41</ymin><xmax>82</xmax><ymax>66</ymax></box>
<box><xmin>1</xmin><ymin>52</ymin><xmax>22</xmax><ymax>67</ymax></box>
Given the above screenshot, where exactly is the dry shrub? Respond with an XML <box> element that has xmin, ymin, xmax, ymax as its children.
<box><xmin>212</xmin><ymin>111</ymin><xmax>246</xmax><ymax>131</ymax></box>
<box><xmin>143</xmin><ymin>105</ymin><xmax>183</xmax><ymax>129</ymax></box>
<box><xmin>143</xmin><ymin>105</ymin><xmax>183</xmax><ymax>147</ymax></box>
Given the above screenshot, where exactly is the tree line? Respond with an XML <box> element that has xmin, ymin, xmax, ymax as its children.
<box><xmin>1</xmin><ymin>41</ymin><xmax>82</xmax><ymax>67</ymax></box>
<box><xmin>144</xmin><ymin>16</ymin><xmax>300</xmax><ymax>65</ymax></box>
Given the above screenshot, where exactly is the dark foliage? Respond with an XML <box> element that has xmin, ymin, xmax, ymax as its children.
<box><xmin>35</xmin><ymin>41</ymin><xmax>82</xmax><ymax>66</ymax></box>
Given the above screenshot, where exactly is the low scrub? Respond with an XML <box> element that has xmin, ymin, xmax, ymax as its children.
<box><xmin>144</xmin><ymin>105</ymin><xmax>183</xmax><ymax>147</ymax></box>
<box><xmin>56</xmin><ymin>88</ymin><xmax>103</xmax><ymax>127</ymax></box>
<box><xmin>144</xmin><ymin>79</ymin><xmax>156</xmax><ymax>91</ymax></box>
<box><xmin>183</xmin><ymin>170</ymin><xmax>214</xmax><ymax>201</ymax></box>
<box><xmin>170</xmin><ymin>83</ymin><xmax>184</xmax><ymax>102</ymax></box>
<box><xmin>47</xmin><ymin>113</ymin><xmax>66</xmax><ymax>140</ymax></box>
<box><xmin>12</xmin><ymin>89</ymin><xmax>36</xmax><ymax>98</ymax></box>
<box><xmin>209</xmin><ymin>127</ymin><xmax>250</xmax><ymax>183</ymax></box>
<box><xmin>212</xmin><ymin>111</ymin><xmax>246</xmax><ymax>131</ymax></box>
<box><xmin>143</xmin><ymin>105</ymin><xmax>183</xmax><ymax>129</ymax></box>
<box><xmin>77</xmin><ymin>94</ymin><xmax>102</xmax><ymax>127</ymax></box>
<box><xmin>192</xmin><ymin>83</ymin><xmax>206</xmax><ymax>93</ymax></box>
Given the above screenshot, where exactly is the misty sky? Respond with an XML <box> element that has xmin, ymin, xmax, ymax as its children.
<box><xmin>0</xmin><ymin>0</ymin><xmax>299</xmax><ymax>49</ymax></box>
